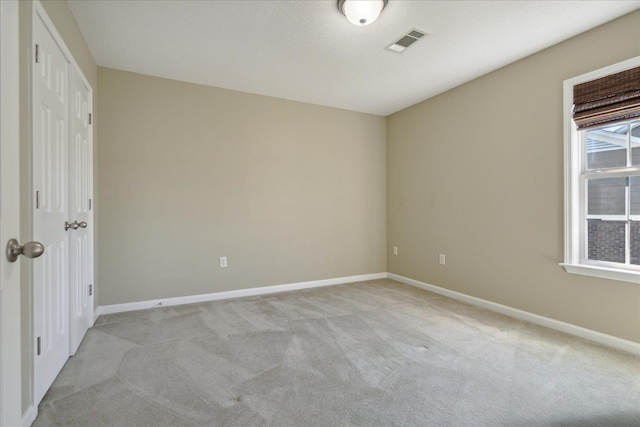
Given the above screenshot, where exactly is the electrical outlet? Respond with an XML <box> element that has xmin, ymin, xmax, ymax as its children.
<box><xmin>220</xmin><ymin>256</ymin><xmax>228</xmax><ymax>268</ymax></box>
<box><xmin>393</xmin><ymin>246</ymin><xmax>398</xmax><ymax>256</ymax></box>
<box><xmin>439</xmin><ymin>254</ymin><xmax>446</xmax><ymax>265</ymax></box>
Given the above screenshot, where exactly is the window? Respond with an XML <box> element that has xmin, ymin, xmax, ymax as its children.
<box><xmin>563</xmin><ymin>58</ymin><xmax>640</xmax><ymax>284</ymax></box>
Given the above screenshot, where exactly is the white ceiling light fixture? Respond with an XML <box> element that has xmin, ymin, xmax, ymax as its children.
<box><xmin>338</xmin><ymin>0</ymin><xmax>388</xmax><ymax>27</ymax></box>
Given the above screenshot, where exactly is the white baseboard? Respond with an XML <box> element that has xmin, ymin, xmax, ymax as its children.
<box><xmin>22</xmin><ymin>405</ymin><xmax>37</xmax><ymax>427</ymax></box>
<box><xmin>95</xmin><ymin>272</ymin><xmax>387</xmax><ymax>318</ymax></box>
<box><xmin>388</xmin><ymin>273</ymin><xmax>640</xmax><ymax>356</ymax></box>
<box><xmin>93</xmin><ymin>271</ymin><xmax>639</xmax><ymax>355</ymax></box>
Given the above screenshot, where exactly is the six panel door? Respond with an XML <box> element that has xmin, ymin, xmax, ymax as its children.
<box><xmin>32</xmin><ymin>15</ymin><xmax>70</xmax><ymax>405</ymax></box>
<box><xmin>69</xmin><ymin>67</ymin><xmax>93</xmax><ymax>355</ymax></box>
<box><xmin>32</xmin><ymin>10</ymin><xmax>94</xmax><ymax>405</ymax></box>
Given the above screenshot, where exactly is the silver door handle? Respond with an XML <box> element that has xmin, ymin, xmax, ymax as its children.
<box><xmin>6</xmin><ymin>239</ymin><xmax>45</xmax><ymax>263</ymax></box>
<box><xmin>65</xmin><ymin>221</ymin><xmax>88</xmax><ymax>231</ymax></box>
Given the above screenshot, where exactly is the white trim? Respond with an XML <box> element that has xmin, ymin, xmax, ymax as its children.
<box><xmin>565</xmin><ymin>57</ymin><xmax>640</xmax><ymax>89</ymax></box>
<box><xmin>388</xmin><ymin>273</ymin><xmax>640</xmax><ymax>356</ymax></box>
<box><xmin>585</xmin><ymin>214</ymin><xmax>628</xmax><ymax>221</ymax></box>
<box><xmin>560</xmin><ymin>263</ymin><xmax>640</xmax><ymax>284</ymax></box>
<box><xmin>563</xmin><ymin>56</ymin><xmax>640</xmax><ymax>284</ymax></box>
<box><xmin>0</xmin><ymin>1</ymin><xmax>23</xmax><ymax>426</ymax></box>
<box><xmin>21</xmin><ymin>406</ymin><xmax>37</xmax><ymax>427</ymax></box>
<box><xmin>563</xmin><ymin>71</ymin><xmax>579</xmax><ymax>264</ymax></box>
<box><xmin>94</xmin><ymin>270</ymin><xmax>640</xmax><ymax>355</ymax></box>
<box><xmin>95</xmin><ymin>273</ymin><xmax>387</xmax><ymax>317</ymax></box>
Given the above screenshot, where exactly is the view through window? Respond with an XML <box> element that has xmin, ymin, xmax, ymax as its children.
<box><xmin>585</xmin><ymin>120</ymin><xmax>640</xmax><ymax>266</ymax></box>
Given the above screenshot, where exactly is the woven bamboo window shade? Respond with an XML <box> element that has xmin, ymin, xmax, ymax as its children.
<box><xmin>573</xmin><ymin>66</ymin><xmax>640</xmax><ymax>130</ymax></box>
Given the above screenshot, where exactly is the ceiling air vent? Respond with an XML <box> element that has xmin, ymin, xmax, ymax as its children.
<box><xmin>387</xmin><ymin>29</ymin><xmax>428</xmax><ymax>53</ymax></box>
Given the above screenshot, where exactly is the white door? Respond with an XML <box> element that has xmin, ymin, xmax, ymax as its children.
<box><xmin>69</xmin><ymin>68</ymin><xmax>93</xmax><ymax>355</ymax></box>
<box><xmin>33</xmin><ymin>14</ymin><xmax>70</xmax><ymax>404</ymax></box>
<box><xmin>0</xmin><ymin>1</ymin><xmax>24</xmax><ymax>425</ymax></box>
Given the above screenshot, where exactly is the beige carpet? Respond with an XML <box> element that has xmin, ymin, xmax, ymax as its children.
<box><xmin>34</xmin><ymin>279</ymin><xmax>640</xmax><ymax>426</ymax></box>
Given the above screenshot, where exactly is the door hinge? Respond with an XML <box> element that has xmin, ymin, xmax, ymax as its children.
<box><xmin>36</xmin><ymin>190</ymin><xmax>40</xmax><ymax>209</ymax></box>
<box><xmin>89</xmin><ymin>198</ymin><xmax>92</xmax><ymax>210</ymax></box>
<box><xmin>35</xmin><ymin>44</ymin><xmax>40</xmax><ymax>63</ymax></box>
<box><xmin>89</xmin><ymin>284</ymin><xmax>93</xmax><ymax>296</ymax></box>
<box><xmin>37</xmin><ymin>337</ymin><xmax>41</xmax><ymax>356</ymax></box>
<box><xmin>88</xmin><ymin>113</ymin><xmax>92</xmax><ymax>125</ymax></box>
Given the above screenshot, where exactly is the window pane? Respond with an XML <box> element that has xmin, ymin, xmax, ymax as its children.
<box><xmin>587</xmin><ymin>123</ymin><xmax>628</xmax><ymax>169</ymax></box>
<box><xmin>587</xmin><ymin>178</ymin><xmax>626</xmax><ymax>216</ymax></box>
<box><xmin>631</xmin><ymin>222</ymin><xmax>640</xmax><ymax>265</ymax></box>
<box><xmin>631</xmin><ymin>176</ymin><xmax>640</xmax><ymax>216</ymax></box>
<box><xmin>587</xmin><ymin>220</ymin><xmax>626</xmax><ymax>263</ymax></box>
<box><xmin>631</xmin><ymin>121</ymin><xmax>640</xmax><ymax>166</ymax></box>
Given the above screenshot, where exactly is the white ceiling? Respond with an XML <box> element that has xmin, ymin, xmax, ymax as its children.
<box><xmin>67</xmin><ymin>0</ymin><xmax>640</xmax><ymax>116</ymax></box>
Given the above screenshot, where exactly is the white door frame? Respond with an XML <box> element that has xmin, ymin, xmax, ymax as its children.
<box><xmin>0</xmin><ymin>1</ymin><xmax>24</xmax><ymax>426</ymax></box>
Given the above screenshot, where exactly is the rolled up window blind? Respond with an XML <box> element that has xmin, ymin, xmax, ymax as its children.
<box><xmin>573</xmin><ymin>66</ymin><xmax>640</xmax><ymax>130</ymax></box>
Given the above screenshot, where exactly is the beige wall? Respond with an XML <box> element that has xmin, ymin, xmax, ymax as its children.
<box><xmin>97</xmin><ymin>67</ymin><xmax>387</xmax><ymax>305</ymax></box>
<box><xmin>19</xmin><ymin>0</ymin><xmax>98</xmax><ymax>414</ymax></box>
<box><xmin>387</xmin><ymin>11</ymin><xmax>640</xmax><ymax>343</ymax></box>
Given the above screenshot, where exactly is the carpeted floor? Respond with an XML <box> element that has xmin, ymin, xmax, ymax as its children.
<box><xmin>34</xmin><ymin>279</ymin><xmax>640</xmax><ymax>426</ymax></box>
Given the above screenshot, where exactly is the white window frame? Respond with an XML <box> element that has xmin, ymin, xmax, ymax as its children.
<box><xmin>562</xmin><ymin>56</ymin><xmax>640</xmax><ymax>284</ymax></box>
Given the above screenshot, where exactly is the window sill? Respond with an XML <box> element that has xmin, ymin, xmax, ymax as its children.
<box><xmin>560</xmin><ymin>263</ymin><xmax>640</xmax><ymax>284</ymax></box>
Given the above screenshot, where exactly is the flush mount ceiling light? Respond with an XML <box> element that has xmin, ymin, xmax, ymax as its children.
<box><xmin>338</xmin><ymin>0</ymin><xmax>388</xmax><ymax>26</ymax></box>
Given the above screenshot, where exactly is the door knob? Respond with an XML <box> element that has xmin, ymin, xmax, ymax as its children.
<box><xmin>6</xmin><ymin>239</ymin><xmax>45</xmax><ymax>263</ymax></box>
<box><xmin>65</xmin><ymin>221</ymin><xmax>87</xmax><ymax>230</ymax></box>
